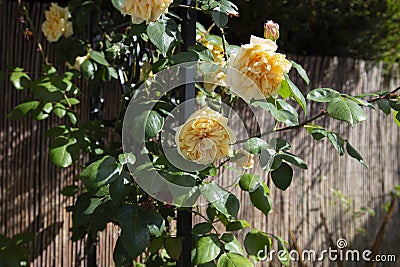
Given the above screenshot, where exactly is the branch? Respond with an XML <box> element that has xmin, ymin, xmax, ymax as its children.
<box><xmin>367</xmin><ymin>86</ymin><xmax>400</xmax><ymax>103</ymax></box>
<box><xmin>235</xmin><ymin>86</ymin><xmax>399</xmax><ymax>144</ymax></box>
<box><xmin>367</xmin><ymin>195</ymin><xmax>397</xmax><ymax>267</ymax></box>
<box><xmin>20</xmin><ymin>5</ymin><xmax>48</xmax><ymax>65</ymax></box>
<box><xmin>289</xmin><ymin>229</ymin><xmax>307</xmax><ymax>267</ymax></box>
<box><xmin>274</xmin><ymin>110</ymin><xmax>327</xmax><ymax>133</ymax></box>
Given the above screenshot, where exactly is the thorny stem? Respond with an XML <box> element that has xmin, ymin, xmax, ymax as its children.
<box><xmin>20</xmin><ymin>4</ymin><xmax>49</xmax><ymax>65</ymax></box>
<box><xmin>172</xmin><ymin>4</ymin><xmax>203</xmax><ymax>11</ymax></box>
<box><xmin>219</xmin><ymin>28</ymin><xmax>229</xmax><ymax>62</ymax></box>
<box><xmin>235</xmin><ymin>86</ymin><xmax>400</xmax><ymax>145</ymax></box>
<box><xmin>367</xmin><ymin>86</ymin><xmax>400</xmax><ymax>103</ymax></box>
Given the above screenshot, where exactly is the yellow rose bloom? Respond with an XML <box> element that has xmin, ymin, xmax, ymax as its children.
<box><xmin>41</xmin><ymin>3</ymin><xmax>73</xmax><ymax>43</ymax></box>
<box><xmin>121</xmin><ymin>0</ymin><xmax>173</xmax><ymax>24</ymax></box>
<box><xmin>227</xmin><ymin>35</ymin><xmax>292</xmax><ymax>100</ymax></box>
<box><xmin>175</xmin><ymin>107</ymin><xmax>236</xmax><ymax>165</ymax></box>
<box><xmin>198</xmin><ymin>35</ymin><xmax>227</xmax><ymax>92</ymax></box>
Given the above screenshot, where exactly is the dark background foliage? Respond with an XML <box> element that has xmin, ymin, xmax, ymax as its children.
<box><xmin>219</xmin><ymin>0</ymin><xmax>400</xmax><ymax>62</ymax></box>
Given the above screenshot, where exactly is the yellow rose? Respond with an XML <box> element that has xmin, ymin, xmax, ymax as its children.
<box><xmin>227</xmin><ymin>35</ymin><xmax>292</xmax><ymax>100</ymax></box>
<box><xmin>121</xmin><ymin>0</ymin><xmax>173</xmax><ymax>24</ymax></box>
<box><xmin>203</xmin><ymin>70</ymin><xmax>226</xmax><ymax>93</ymax></box>
<box><xmin>175</xmin><ymin>107</ymin><xmax>236</xmax><ymax>165</ymax></box>
<box><xmin>41</xmin><ymin>3</ymin><xmax>73</xmax><ymax>43</ymax></box>
<box><xmin>234</xmin><ymin>149</ymin><xmax>254</xmax><ymax>169</ymax></box>
<box><xmin>198</xmin><ymin>35</ymin><xmax>227</xmax><ymax>92</ymax></box>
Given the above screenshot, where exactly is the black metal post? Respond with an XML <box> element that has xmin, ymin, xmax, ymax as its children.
<box><xmin>177</xmin><ymin>1</ymin><xmax>196</xmax><ymax>267</ymax></box>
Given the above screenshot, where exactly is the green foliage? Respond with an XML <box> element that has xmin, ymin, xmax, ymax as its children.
<box><xmin>195</xmin><ymin>235</ymin><xmax>221</xmax><ymax>265</ymax></box>
<box><xmin>226</xmin><ymin>0</ymin><xmax>400</xmax><ymax>62</ymax></box>
<box><xmin>217</xmin><ymin>253</ymin><xmax>253</xmax><ymax>267</ymax></box>
<box><xmin>327</xmin><ymin>98</ymin><xmax>367</xmax><ymax>127</ymax></box>
<box><xmin>271</xmin><ymin>162</ymin><xmax>293</xmax><ymax>191</ymax></box>
<box><xmin>8</xmin><ymin>0</ymin><xmax>399</xmax><ymax>266</ymax></box>
<box><xmin>0</xmin><ymin>233</ymin><xmax>33</xmax><ymax>267</ymax></box>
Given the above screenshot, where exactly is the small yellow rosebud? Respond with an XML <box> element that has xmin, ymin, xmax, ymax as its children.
<box><xmin>264</xmin><ymin>20</ymin><xmax>279</xmax><ymax>42</ymax></box>
<box><xmin>234</xmin><ymin>149</ymin><xmax>254</xmax><ymax>169</ymax></box>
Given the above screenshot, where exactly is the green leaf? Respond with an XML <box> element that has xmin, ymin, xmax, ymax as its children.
<box><xmin>395</xmin><ymin>111</ymin><xmax>400</xmax><ymax>127</ymax></box>
<box><xmin>270</xmin><ymin>138</ymin><xmax>291</xmax><ymax>151</ymax></box>
<box><xmin>244</xmin><ymin>230</ymin><xmax>272</xmax><ymax>261</ymax></box>
<box><xmin>249</xmin><ymin>184</ymin><xmax>272</xmax><ymax>215</ymax></box>
<box><xmin>113</xmin><ymin>237</ymin><xmax>133</xmax><ymax>267</ymax></box>
<box><xmin>327</xmin><ymin>98</ymin><xmax>367</xmax><ymax>126</ymax></box>
<box><xmin>81</xmin><ymin>60</ymin><xmax>96</xmax><ymax>80</ymax></box>
<box><xmin>118</xmin><ymin>152</ymin><xmax>136</xmax><ymax>166</ymax></box>
<box><xmin>307</xmin><ymin>88</ymin><xmax>340</xmax><ymax>102</ymax></box>
<box><xmin>201</xmin><ymin>183</ymin><xmax>239</xmax><ymax>218</ymax></box>
<box><xmin>284</xmin><ymin>74</ymin><xmax>307</xmax><ymax>114</ymax></box>
<box><xmin>327</xmin><ymin>132</ymin><xmax>345</xmax><ymax>156</ymax></box>
<box><xmin>278</xmin><ymin>80</ymin><xmax>291</xmax><ymax>99</ymax></box>
<box><xmin>271</xmin><ymin>162</ymin><xmax>293</xmax><ymax>190</ymax></box>
<box><xmin>195</xmin><ymin>235</ymin><xmax>221</xmax><ymax>265</ymax></box>
<box><xmin>377</xmin><ymin>99</ymin><xmax>391</xmax><ymax>115</ymax></box>
<box><xmin>118</xmin><ymin>204</ymin><xmax>150</xmax><ymax>259</ymax></box>
<box><xmin>192</xmin><ymin>222</ymin><xmax>213</xmax><ymax>235</ymax></box>
<box><xmin>217</xmin><ymin>0</ymin><xmax>239</xmax><ymax>15</ymax></box>
<box><xmin>147</xmin><ymin>17</ymin><xmax>180</xmax><ymax>56</ymax></box>
<box><xmin>189</xmin><ymin>44</ymin><xmax>215</xmax><ymax>62</ymax></box>
<box><xmin>291</xmin><ymin>61</ymin><xmax>310</xmax><ymax>84</ymax></box>
<box><xmin>80</xmin><ymin>156</ymin><xmax>122</xmax><ymax>191</ymax></box>
<box><xmin>217</xmin><ymin>253</ymin><xmax>253</xmax><ymax>267</ymax></box>
<box><xmin>259</xmin><ymin>149</ymin><xmax>281</xmax><ymax>171</ymax></box>
<box><xmin>10</xmin><ymin>67</ymin><xmax>31</xmax><ymax>90</ymax></box>
<box><xmin>278</xmin><ymin>151</ymin><xmax>307</xmax><ymax>169</ymax></box>
<box><xmin>225</xmin><ymin>220</ymin><xmax>249</xmax><ymax>231</ymax></box>
<box><xmin>346</xmin><ymin>142</ymin><xmax>367</xmax><ymax>168</ymax></box>
<box><xmin>170</xmin><ymin>51</ymin><xmax>199</xmax><ymax>64</ymax></box>
<box><xmin>110</xmin><ymin>171</ymin><xmax>131</xmax><ymax>203</ymax></box>
<box><xmin>221</xmin><ymin>233</ymin><xmax>244</xmax><ymax>256</ymax></box>
<box><xmin>165</xmin><ymin>237</ymin><xmax>182</xmax><ymax>260</ymax></box>
<box><xmin>239</xmin><ymin>173</ymin><xmax>261</xmax><ymax>192</ymax></box>
<box><xmin>90</xmin><ymin>51</ymin><xmax>109</xmax><ymax>66</ymax></box>
<box><xmin>148</xmin><ymin>236</ymin><xmax>164</xmax><ymax>254</ymax></box>
<box><xmin>8</xmin><ymin>101</ymin><xmax>40</xmax><ymax>120</ymax></box>
<box><xmin>145</xmin><ymin>111</ymin><xmax>164</xmax><ymax>138</ymax></box>
<box><xmin>61</xmin><ymin>185</ymin><xmax>79</xmax><ymax>196</ymax></box>
<box><xmin>49</xmin><ymin>137</ymin><xmax>79</xmax><ymax>168</ymax></box>
<box><xmin>53</xmin><ymin>103</ymin><xmax>67</xmax><ymax>118</ymax></box>
<box><xmin>273</xmin><ymin>235</ymin><xmax>290</xmax><ymax>266</ymax></box>
<box><xmin>346</xmin><ymin>95</ymin><xmax>375</xmax><ymax>109</ymax></box>
<box><xmin>252</xmin><ymin>101</ymin><xmax>298</xmax><ymax>126</ymax></box>
<box><xmin>245</xmin><ymin>138</ymin><xmax>268</xmax><ymax>154</ymax></box>
<box><xmin>304</xmin><ymin>125</ymin><xmax>328</xmax><ymax>140</ymax></box>
<box><xmin>389</xmin><ymin>100</ymin><xmax>400</xmax><ymax>111</ymax></box>
<box><xmin>211</xmin><ymin>7</ymin><xmax>229</xmax><ymax>28</ymax></box>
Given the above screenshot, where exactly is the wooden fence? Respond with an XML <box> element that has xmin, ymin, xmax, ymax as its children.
<box><xmin>1</xmin><ymin>1</ymin><xmax>399</xmax><ymax>266</ymax></box>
